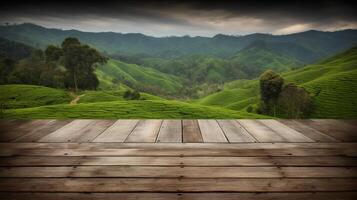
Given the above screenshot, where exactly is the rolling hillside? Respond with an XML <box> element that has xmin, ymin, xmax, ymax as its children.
<box><xmin>0</xmin><ymin>84</ymin><xmax>71</xmax><ymax>109</ymax></box>
<box><xmin>198</xmin><ymin>46</ymin><xmax>357</xmax><ymax>118</ymax></box>
<box><xmin>96</xmin><ymin>59</ymin><xmax>183</xmax><ymax>95</ymax></box>
<box><xmin>0</xmin><ymin>84</ymin><xmax>265</xmax><ymax>119</ymax></box>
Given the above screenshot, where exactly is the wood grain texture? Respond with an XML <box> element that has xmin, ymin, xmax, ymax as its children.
<box><xmin>1</xmin><ymin>192</ymin><xmax>356</xmax><ymax>200</ymax></box>
<box><xmin>125</xmin><ymin>120</ymin><xmax>162</xmax><ymax>143</ymax></box>
<box><xmin>0</xmin><ymin>120</ymin><xmax>47</xmax><ymax>142</ymax></box>
<box><xmin>1</xmin><ymin>166</ymin><xmax>356</xmax><ymax>178</ymax></box>
<box><xmin>156</xmin><ymin>120</ymin><xmax>182</xmax><ymax>142</ymax></box>
<box><xmin>198</xmin><ymin>120</ymin><xmax>228</xmax><ymax>143</ymax></box>
<box><xmin>1</xmin><ymin>156</ymin><xmax>356</xmax><ymax>167</ymax></box>
<box><xmin>1</xmin><ymin>178</ymin><xmax>356</xmax><ymax>192</ymax></box>
<box><xmin>238</xmin><ymin>120</ymin><xmax>286</xmax><ymax>142</ymax></box>
<box><xmin>94</xmin><ymin>120</ymin><xmax>139</xmax><ymax>142</ymax></box>
<box><xmin>260</xmin><ymin>120</ymin><xmax>314</xmax><ymax>142</ymax></box>
<box><xmin>279</xmin><ymin>120</ymin><xmax>338</xmax><ymax>142</ymax></box>
<box><xmin>299</xmin><ymin>119</ymin><xmax>357</xmax><ymax>142</ymax></box>
<box><xmin>182</xmin><ymin>120</ymin><xmax>203</xmax><ymax>143</ymax></box>
<box><xmin>218</xmin><ymin>120</ymin><xmax>256</xmax><ymax>142</ymax></box>
<box><xmin>14</xmin><ymin>120</ymin><xmax>73</xmax><ymax>142</ymax></box>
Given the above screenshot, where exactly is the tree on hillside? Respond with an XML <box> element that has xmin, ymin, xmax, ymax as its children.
<box><xmin>259</xmin><ymin>70</ymin><xmax>284</xmax><ymax>116</ymax></box>
<box><xmin>277</xmin><ymin>83</ymin><xmax>313</xmax><ymax>118</ymax></box>
<box><xmin>58</xmin><ymin>37</ymin><xmax>107</xmax><ymax>92</ymax></box>
<box><xmin>45</xmin><ymin>45</ymin><xmax>63</xmax><ymax>62</ymax></box>
<box><xmin>123</xmin><ymin>90</ymin><xmax>141</xmax><ymax>100</ymax></box>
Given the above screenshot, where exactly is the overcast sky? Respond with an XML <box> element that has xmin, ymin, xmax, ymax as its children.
<box><xmin>1</xmin><ymin>0</ymin><xmax>357</xmax><ymax>37</ymax></box>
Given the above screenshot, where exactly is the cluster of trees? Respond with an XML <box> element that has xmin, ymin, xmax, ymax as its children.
<box><xmin>123</xmin><ymin>90</ymin><xmax>141</xmax><ymax>100</ymax></box>
<box><xmin>0</xmin><ymin>37</ymin><xmax>106</xmax><ymax>91</ymax></box>
<box><xmin>259</xmin><ymin>70</ymin><xmax>313</xmax><ymax>118</ymax></box>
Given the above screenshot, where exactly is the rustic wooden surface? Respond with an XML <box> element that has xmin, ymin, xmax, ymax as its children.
<box><xmin>0</xmin><ymin>119</ymin><xmax>356</xmax><ymax>199</ymax></box>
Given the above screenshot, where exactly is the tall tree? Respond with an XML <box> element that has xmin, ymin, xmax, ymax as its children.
<box><xmin>259</xmin><ymin>70</ymin><xmax>284</xmax><ymax>116</ymax></box>
<box><xmin>61</xmin><ymin>37</ymin><xmax>107</xmax><ymax>92</ymax></box>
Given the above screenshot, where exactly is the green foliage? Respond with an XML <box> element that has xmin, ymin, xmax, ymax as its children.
<box><xmin>277</xmin><ymin>83</ymin><xmax>313</xmax><ymax>118</ymax></box>
<box><xmin>123</xmin><ymin>90</ymin><xmax>141</xmax><ymax>100</ymax></box>
<box><xmin>3</xmin><ymin>100</ymin><xmax>268</xmax><ymax>119</ymax></box>
<box><xmin>60</xmin><ymin>37</ymin><xmax>107</xmax><ymax>91</ymax></box>
<box><xmin>97</xmin><ymin>59</ymin><xmax>182</xmax><ymax>95</ymax></box>
<box><xmin>198</xmin><ymin>46</ymin><xmax>357</xmax><ymax>118</ymax></box>
<box><xmin>0</xmin><ymin>37</ymin><xmax>34</xmax><ymax>60</ymax></box>
<box><xmin>45</xmin><ymin>45</ymin><xmax>62</xmax><ymax>62</ymax></box>
<box><xmin>260</xmin><ymin>70</ymin><xmax>284</xmax><ymax>104</ymax></box>
<box><xmin>0</xmin><ymin>84</ymin><xmax>71</xmax><ymax>109</ymax></box>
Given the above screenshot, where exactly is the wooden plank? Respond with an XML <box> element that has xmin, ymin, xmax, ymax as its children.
<box><xmin>238</xmin><ymin>120</ymin><xmax>286</xmax><ymax>142</ymax></box>
<box><xmin>1</xmin><ymin>142</ymin><xmax>356</xmax><ymax>150</ymax></box>
<box><xmin>0</xmin><ymin>120</ymin><xmax>47</xmax><ymax>142</ymax></box>
<box><xmin>198</xmin><ymin>120</ymin><xmax>228</xmax><ymax>143</ymax></box>
<box><xmin>125</xmin><ymin>120</ymin><xmax>162</xmax><ymax>143</ymax></box>
<box><xmin>299</xmin><ymin>119</ymin><xmax>357</xmax><ymax>142</ymax></box>
<box><xmin>1</xmin><ymin>166</ymin><xmax>356</xmax><ymax>178</ymax></box>
<box><xmin>14</xmin><ymin>120</ymin><xmax>73</xmax><ymax>142</ymax></box>
<box><xmin>156</xmin><ymin>120</ymin><xmax>182</xmax><ymax>143</ymax></box>
<box><xmin>39</xmin><ymin>120</ymin><xmax>95</xmax><ymax>142</ymax></box>
<box><xmin>1</xmin><ymin>146</ymin><xmax>355</xmax><ymax>156</ymax></box>
<box><xmin>259</xmin><ymin>120</ymin><xmax>314</xmax><ymax>142</ymax></box>
<box><xmin>279</xmin><ymin>120</ymin><xmax>338</xmax><ymax>142</ymax></box>
<box><xmin>182</xmin><ymin>120</ymin><xmax>203</xmax><ymax>143</ymax></box>
<box><xmin>93</xmin><ymin>120</ymin><xmax>139</xmax><ymax>142</ymax></box>
<box><xmin>0</xmin><ymin>178</ymin><xmax>356</xmax><ymax>192</ymax></box>
<box><xmin>41</xmin><ymin>120</ymin><xmax>114</xmax><ymax>142</ymax></box>
<box><xmin>2</xmin><ymin>192</ymin><xmax>357</xmax><ymax>200</ymax></box>
<box><xmin>217</xmin><ymin>120</ymin><xmax>256</xmax><ymax>142</ymax></box>
<box><xmin>1</xmin><ymin>156</ymin><xmax>357</xmax><ymax>167</ymax></box>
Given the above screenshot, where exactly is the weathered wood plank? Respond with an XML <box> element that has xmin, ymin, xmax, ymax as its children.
<box><xmin>198</xmin><ymin>120</ymin><xmax>228</xmax><ymax>143</ymax></box>
<box><xmin>1</xmin><ymin>166</ymin><xmax>356</xmax><ymax>178</ymax></box>
<box><xmin>238</xmin><ymin>120</ymin><xmax>286</xmax><ymax>142</ymax></box>
<box><xmin>260</xmin><ymin>120</ymin><xmax>314</xmax><ymax>142</ymax></box>
<box><xmin>93</xmin><ymin>120</ymin><xmax>139</xmax><ymax>142</ymax></box>
<box><xmin>14</xmin><ymin>120</ymin><xmax>73</xmax><ymax>142</ymax></box>
<box><xmin>299</xmin><ymin>119</ymin><xmax>357</xmax><ymax>142</ymax></box>
<box><xmin>39</xmin><ymin>120</ymin><xmax>95</xmax><ymax>142</ymax></box>
<box><xmin>156</xmin><ymin>120</ymin><xmax>182</xmax><ymax>143</ymax></box>
<box><xmin>2</xmin><ymin>142</ymin><xmax>356</xmax><ymax>150</ymax></box>
<box><xmin>1</xmin><ymin>146</ymin><xmax>355</xmax><ymax>156</ymax></box>
<box><xmin>1</xmin><ymin>192</ymin><xmax>356</xmax><ymax>200</ymax></box>
<box><xmin>279</xmin><ymin>120</ymin><xmax>338</xmax><ymax>142</ymax></box>
<box><xmin>1</xmin><ymin>178</ymin><xmax>356</xmax><ymax>192</ymax></box>
<box><xmin>125</xmin><ymin>120</ymin><xmax>162</xmax><ymax>143</ymax></box>
<box><xmin>0</xmin><ymin>120</ymin><xmax>47</xmax><ymax>142</ymax></box>
<box><xmin>217</xmin><ymin>120</ymin><xmax>256</xmax><ymax>142</ymax></box>
<box><xmin>182</xmin><ymin>120</ymin><xmax>203</xmax><ymax>143</ymax></box>
<box><xmin>1</xmin><ymin>156</ymin><xmax>356</xmax><ymax>167</ymax></box>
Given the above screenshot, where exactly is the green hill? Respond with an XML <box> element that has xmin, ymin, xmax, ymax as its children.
<box><xmin>96</xmin><ymin>59</ymin><xmax>183</xmax><ymax>95</ymax></box>
<box><xmin>3</xmin><ymin>99</ymin><xmax>265</xmax><ymax>119</ymax></box>
<box><xmin>230</xmin><ymin>41</ymin><xmax>303</xmax><ymax>77</ymax></box>
<box><xmin>198</xmin><ymin>46</ymin><xmax>357</xmax><ymax>118</ymax></box>
<box><xmin>0</xmin><ymin>84</ymin><xmax>71</xmax><ymax>109</ymax></box>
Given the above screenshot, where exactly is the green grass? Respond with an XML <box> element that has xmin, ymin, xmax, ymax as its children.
<box><xmin>0</xmin><ymin>84</ymin><xmax>71</xmax><ymax>109</ymax></box>
<box><xmin>3</xmin><ymin>100</ymin><xmax>267</xmax><ymax>119</ymax></box>
<box><xmin>197</xmin><ymin>46</ymin><xmax>357</xmax><ymax>118</ymax></box>
<box><xmin>97</xmin><ymin>59</ymin><xmax>183</xmax><ymax>94</ymax></box>
<box><xmin>78</xmin><ymin>90</ymin><xmax>164</xmax><ymax>104</ymax></box>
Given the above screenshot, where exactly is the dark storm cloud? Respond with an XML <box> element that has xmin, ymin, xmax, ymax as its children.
<box><xmin>1</xmin><ymin>0</ymin><xmax>356</xmax><ymax>36</ymax></box>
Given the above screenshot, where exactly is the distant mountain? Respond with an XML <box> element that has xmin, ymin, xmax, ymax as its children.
<box><xmin>0</xmin><ymin>37</ymin><xmax>34</xmax><ymax>60</ymax></box>
<box><xmin>1</xmin><ymin>23</ymin><xmax>357</xmax><ymax>63</ymax></box>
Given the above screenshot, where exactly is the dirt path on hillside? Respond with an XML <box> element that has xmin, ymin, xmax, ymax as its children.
<box><xmin>69</xmin><ymin>92</ymin><xmax>85</xmax><ymax>105</ymax></box>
